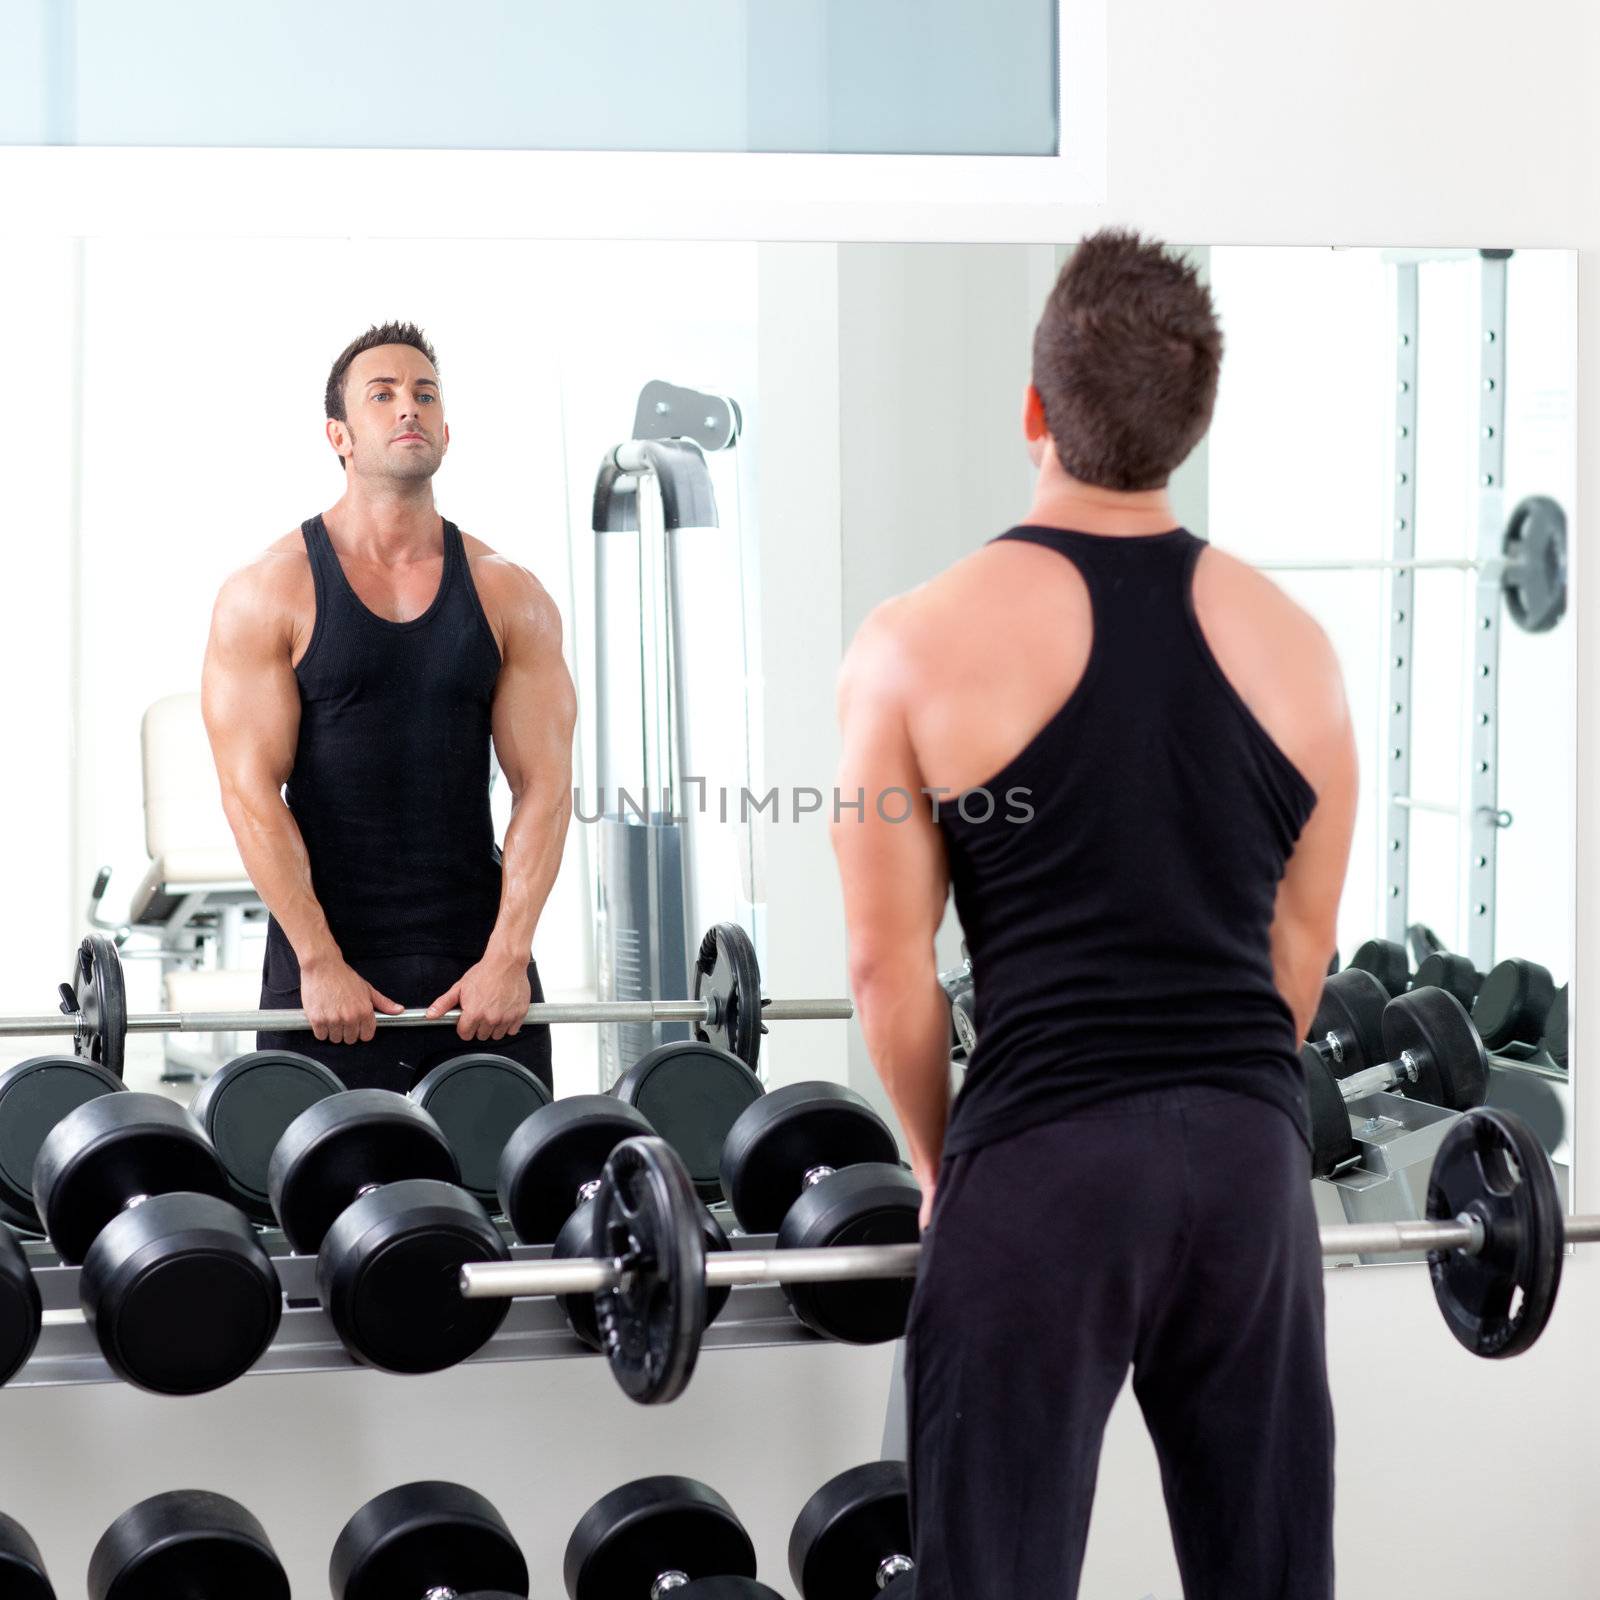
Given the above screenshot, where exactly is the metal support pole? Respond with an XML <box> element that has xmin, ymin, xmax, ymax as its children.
<box><xmin>1469</xmin><ymin>252</ymin><xmax>1510</xmax><ymax>973</ymax></box>
<box><xmin>1386</xmin><ymin>264</ymin><xmax>1420</xmax><ymax>944</ymax></box>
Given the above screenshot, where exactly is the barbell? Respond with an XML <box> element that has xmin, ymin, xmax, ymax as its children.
<box><xmin>459</xmin><ymin>1103</ymin><xmax>1584</xmax><ymax>1404</ymax></box>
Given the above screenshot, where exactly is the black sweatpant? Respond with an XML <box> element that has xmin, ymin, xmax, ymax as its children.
<box><xmin>257</xmin><ymin>953</ymin><xmax>553</xmax><ymax>1094</ymax></box>
<box><xmin>906</xmin><ymin>1086</ymin><xmax>1334</xmax><ymax>1600</ymax></box>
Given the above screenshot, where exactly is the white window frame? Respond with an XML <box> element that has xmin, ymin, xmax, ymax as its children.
<box><xmin>0</xmin><ymin>0</ymin><xmax>1104</xmax><ymax>237</ymax></box>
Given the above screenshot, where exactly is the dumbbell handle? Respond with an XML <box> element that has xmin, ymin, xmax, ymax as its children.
<box><xmin>1336</xmin><ymin>1050</ymin><xmax>1421</xmax><ymax>1102</ymax></box>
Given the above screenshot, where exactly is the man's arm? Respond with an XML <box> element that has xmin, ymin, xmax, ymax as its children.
<box><xmin>830</xmin><ymin>609</ymin><xmax>952</xmax><ymax>1225</ymax></box>
<box><xmin>426</xmin><ymin>568</ymin><xmax>576</xmax><ymax>1041</ymax></box>
<box><xmin>201</xmin><ymin>563</ymin><xmax>404</xmax><ymax>1043</ymax></box>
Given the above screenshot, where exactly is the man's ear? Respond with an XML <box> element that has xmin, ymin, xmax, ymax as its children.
<box><xmin>326</xmin><ymin>417</ymin><xmax>350</xmax><ymax>466</ymax></box>
<box><xmin>1022</xmin><ymin>384</ymin><xmax>1049</xmax><ymax>469</ymax></box>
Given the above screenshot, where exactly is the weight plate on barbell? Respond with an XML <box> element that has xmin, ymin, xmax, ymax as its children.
<box><xmin>66</xmin><ymin>935</ymin><xmax>126</xmax><ymax>1080</ymax></box>
<box><xmin>592</xmin><ymin>1137</ymin><xmax>707</xmax><ymax>1405</ymax></box>
<box><xmin>1425</xmin><ymin>1106</ymin><xmax>1562</xmax><ymax>1358</ymax></box>
<box><xmin>692</xmin><ymin>923</ymin><xmax>765</xmax><ymax>1071</ymax></box>
<box><xmin>1501</xmin><ymin>494</ymin><xmax>1567</xmax><ymax>634</ymax></box>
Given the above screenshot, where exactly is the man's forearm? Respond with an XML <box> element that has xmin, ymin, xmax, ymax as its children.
<box><xmin>483</xmin><ymin>784</ymin><xmax>572</xmax><ymax>966</ymax></box>
<box><xmin>221</xmin><ymin>789</ymin><xmax>341</xmax><ymax>971</ymax></box>
<box><xmin>854</xmin><ymin>967</ymin><xmax>953</xmax><ymax>1182</ymax></box>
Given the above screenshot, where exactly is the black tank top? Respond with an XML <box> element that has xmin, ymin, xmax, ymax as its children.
<box><xmin>262</xmin><ymin>514</ymin><xmax>505</xmax><ymax>987</ymax></box>
<box><xmin>938</xmin><ymin>526</ymin><xmax>1318</xmax><ymax>1156</ymax></box>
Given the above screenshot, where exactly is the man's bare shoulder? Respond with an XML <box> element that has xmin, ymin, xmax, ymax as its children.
<box><xmin>1196</xmin><ymin>545</ymin><xmax>1340</xmax><ymax>677</ymax></box>
<box><xmin>209</xmin><ymin>532</ymin><xmax>313</xmax><ymax>645</ymax></box>
<box><xmin>458</xmin><ymin>535</ymin><xmax>562</xmax><ymax>651</ymax></box>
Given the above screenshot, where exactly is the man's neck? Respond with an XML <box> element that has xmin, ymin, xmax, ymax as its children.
<box><xmin>324</xmin><ymin>483</ymin><xmax>442</xmax><ymax>562</ymax></box>
<box><xmin>1023</xmin><ymin>458</ymin><xmax>1179</xmax><ymax>538</ymax></box>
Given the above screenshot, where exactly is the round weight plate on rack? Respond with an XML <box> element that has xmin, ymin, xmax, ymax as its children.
<box><xmin>563</xmin><ymin>1476</ymin><xmax>757</xmax><ymax>1600</ymax></box>
<box><xmin>1426</xmin><ymin>1106</ymin><xmax>1562</xmax><ymax>1357</ymax></box>
<box><xmin>191</xmin><ymin>1052</ymin><xmax>345</xmax><ymax>1224</ymax></box>
<box><xmin>789</xmin><ymin>1461</ymin><xmax>911</xmax><ymax>1600</ymax></box>
<box><xmin>1309</xmin><ymin>969</ymin><xmax>1388</xmax><ymax>1072</ymax></box>
<box><xmin>1502</xmin><ymin>494</ymin><xmax>1568</xmax><ymax>634</ymax></box>
<box><xmin>692</xmin><ymin>923</ymin><xmax>765</xmax><ymax>1070</ymax></box>
<box><xmin>410</xmin><ymin>1053</ymin><xmax>553</xmax><ymax>1214</ymax></box>
<box><xmin>1381</xmin><ymin>987</ymin><xmax>1487</xmax><ymax>1112</ymax></box>
<box><xmin>0</xmin><ymin>1056</ymin><xmax>125</xmax><ymax>1233</ymax></box>
<box><xmin>0</xmin><ymin>1227</ymin><xmax>42</xmax><ymax>1387</ymax></box>
<box><xmin>592</xmin><ymin>1137</ymin><xmax>707</xmax><ymax>1405</ymax></box>
<box><xmin>612</xmin><ymin>1041</ymin><xmax>763</xmax><ymax>1202</ymax></box>
<box><xmin>62</xmin><ymin>935</ymin><xmax>126</xmax><ymax>1080</ymax></box>
<box><xmin>330</xmin><ymin>1481</ymin><xmax>528</xmax><ymax>1600</ymax></box>
<box><xmin>498</xmin><ymin>1096</ymin><xmax>653</xmax><ymax>1244</ymax></box>
<box><xmin>1473</xmin><ymin>957</ymin><xmax>1557</xmax><ymax>1053</ymax></box>
<box><xmin>88</xmin><ymin>1490</ymin><xmax>288</xmax><ymax>1600</ymax></box>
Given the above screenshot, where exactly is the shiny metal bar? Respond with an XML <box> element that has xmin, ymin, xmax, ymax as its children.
<box><xmin>0</xmin><ymin>995</ymin><xmax>853</xmax><ymax>1039</ymax></box>
<box><xmin>458</xmin><ymin>1213</ymin><xmax>1600</xmax><ymax>1301</ymax></box>
<box><xmin>1253</xmin><ymin>557</ymin><xmax>1488</xmax><ymax>573</ymax></box>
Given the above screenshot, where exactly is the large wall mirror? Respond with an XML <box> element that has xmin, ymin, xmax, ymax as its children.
<box><xmin>0</xmin><ymin>238</ymin><xmax>1574</xmax><ymax>1271</ymax></box>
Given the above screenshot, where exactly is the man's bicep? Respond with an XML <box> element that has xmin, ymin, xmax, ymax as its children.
<box><xmin>1276</xmin><ymin>716</ymin><xmax>1359</xmax><ymax>947</ymax></box>
<box><xmin>490</xmin><ymin>583</ymin><xmax>576</xmax><ymax>797</ymax></box>
<box><xmin>201</xmin><ymin>575</ymin><xmax>300</xmax><ymax>795</ymax></box>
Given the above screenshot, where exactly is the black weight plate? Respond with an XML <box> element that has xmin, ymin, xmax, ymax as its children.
<box><xmin>1308</xmin><ymin>969</ymin><xmax>1388</xmax><ymax>1071</ymax></box>
<box><xmin>79</xmin><ymin>1192</ymin><xmax>280</xmax><ymax>1394</ymax></box>
<box><xmin>613</xmin><ymin>1042</ymin><xmax>764</xmax><ymax>1202</ymax></box>
<box><xmin>410</xmin><ymin>1054</ymin><xmax>553</xmax><ymax>1214</ymax></box>
<box><xmin>693</xmin><ymin>922</ymin><xmax>765</xmax><ymax>1070</ymax></box>
<box><xmin>88</xmin><ymin>1490</ymin><xmax>288</xmax><ymax>1600</ymax></box>
<box><xmin>331</xmin><ymin>1481</ymin><xmax>528</xmax><ymax>1600</ymax></box>
<box><xmin>721</xmin><ymin>1081</ymin><xmax>899</xmax><ymax>1234</ymax></box>
<box><xmin>593</xmin><ymin>1137</ymin><xmax>706</xmax><ymax>1405</ymax></box>
<box><xmin>789</xmin><ymin>1461</ymin><xmax>911</xmax><ymax>1600</ymax></box>
<box><xmin>1502</xmin><ymin>494</ymin><xmax>1567</xmax><ymax>633</ymax></box>
<box><xmin>563</xmin><ymin>1476</ymin><xmax>756</xmax><ymax>1600</ymax></box>
<box><xmin>1426</xmin><ymin>1106</ymin><xmax>1562</xmax><ymax>1357</ymax></box>
<box><xmin>1541</xmin><ymin>984</ymin><xmax>1569</xmax><ymax>1070</ymax></box>
<box><xmin>191</xmin><ymin>1052</ymin><xmax>345</xmax><ymax>1224</ymax></box>
<box><xmin>70</xmin><ymin>934</ymin><xmax>127</xmax><ymax>1079</ymax></box>
<box><xmin>1348</xmin><ymin>938</ymin><xmax>1410</xmax><ymax>999</ymax></box>
<box><xmin>0</xmin><ymin>1511</ymin><xmax>53</xmax><ymax>1600</ymax></box>
<box><xmin>34</xmin><ymin>1094</ymin><xmax>227</xmax><ymax>1265</ymax></box>
<box><xmin>1302</xmin><ymin>1044</ymin><xmax>1358</xmax><ymax>1180</ymax></box>
<box><xmin>319</xmin><ymin>1179</ymin><xmax>511</xmax><ymax>1374</ymax></box>
<box><xmin>1382</xmin><ymin>988</ymin><xmax>1488</xmax><ymax>1112</ymax></box>
<box><xmin>267</xmin><ymin>1090</ymin><xmax>458</xmax><ymax>1255</ymax></box>
<box><xmin>1413</xmin><ymin>953</ymin><xmax>1484</xmax><ymax>1014</ymax></box>
<box><xmin>556</xmin><ymin>1195</ymin><xmax>731</xmax><ymax>1352</ymax></box>
<box><xmin>0</xmin><ymin>1225</ymin><xmax>42</xmax><ymax>1387</ymax></box>
<box><xmin>497</xmin><ymin>1096</ymin><xmax>652</xmax><ymax>1245</ymax></box>
<box><xmin>1473</xmin><ymin>958</ymin><xmax>1557</xmax><ymax>1052</ymax></box>
<box><xmin>0</xmin><ymin>1056</ymin><xmax>124</xmax><ymax>1232</ymax></box>
<box><xmin>777</xmin><ymin>1164</ymin><xmax>921</xmax><ymax>1344</ymax></box>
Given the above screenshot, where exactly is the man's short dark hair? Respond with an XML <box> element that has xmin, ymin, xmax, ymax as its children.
<box><xmin>324</xmin><ymin>321</ymin><xmax>439</xmax><ymax>423</ymax></box>
<box><xmin>1032</xmin><ymin>230</ymin><xmax>1222</xmax><ymax>492</ymax></box>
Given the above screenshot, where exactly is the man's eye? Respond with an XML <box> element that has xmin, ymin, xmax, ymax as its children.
<box><xmin>373</xmin><ymin>391</ymin><xmax>391</xmax><ymax>401</ymax></box>
<box><xmin>418</xmin><ymin>393</ymin><xmax>436</xmax><ymax>403</ymax></box>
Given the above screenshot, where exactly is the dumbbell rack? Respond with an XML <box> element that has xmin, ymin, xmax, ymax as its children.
<box><xmin>12</xmin><ymin>1221</ymin><xmax>824</xmax><ymax>1389</ymax></box>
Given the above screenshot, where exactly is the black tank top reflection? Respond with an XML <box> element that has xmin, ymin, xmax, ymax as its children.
<box><xmin>938</xmin><ymin>526</ymin><xmax>1318</xmax><ymax>1156</ymax></box>
<box><xmin>263</xmin><ymin>515</ymin><xmax>504</xmax><ymax>987</ymax></box>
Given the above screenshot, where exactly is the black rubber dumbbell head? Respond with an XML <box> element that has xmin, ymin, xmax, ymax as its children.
<box><xmin>0</xmin><ymin>1056</ymin><xmax>124</xmax><ymax>1233</ymax></box>
<box><xmin>564</xmin><ymin>1477</ymin><xmax>757</xmax><ymax>1600</ymax></box>
<box><xmin>88</xmin><ymin>1490</ymin><xmax>288</xmax><ymax>1600</ymax></box>
<box><xmin>1382</xmin><ymin>988</ymin><xmax>1489</xmax><ymax>1113</ymax></box>
<box><xmin>330</xmin><ymin>1482</ymin><xmax>529</xmax><ymax>1600</ymax></box>
<box><xmin>1303</xmin><ymin>1043</ymin><xmax>1358</xmax><ymax>1180</ymax></box>
<box><xmin>1413</xmin><ymin>952</ymin><xmax>1484</xmax><ymax>1015</ymax></box>
<box><xmin>789</xmin><ymin>1461</ymin><xmax>913</xmax><ymax>1600</ymax></box>
<box><xmin>0</xmin><ymin>1224</ymin><xmax>41</xmax><ymax>1386</ymax></box>
<box><xmin>1542</xmin><ymin>984</ymin><xmax>1569</xmax><ymax>1070</ymax></box>
<box><xmin>611</xmin><ymin>1041</ymin><xmax>764</xmax><ymax>1202</ymax></box>
<box><xmin>0</xmin><ymin>1510</ymin><xmax>53</xmax><ymax>1600</ymax></box>
<box><xmin>720</xmin><ymin>1081</ymin><xmax>900</xmax><ymax>1234</ymax></box>
<box><xmin>1473</xmin><ymin>958</ymin><xmax>1558</xmax><ymax>1052</ymax></box>
<box><xmin>1348</xmin><ymin>938</ymin><xmax>1411</xmax><ymax>1000</ymax></box>
<box><xmin>409</xmin><ymin>1053</ymin><xmax>553</xmax><ymax>1214</ymax></box>
<box><xmin>1308</xmin><ymin>970</ymin><xmax>1388</xmax><ymax>1073</ymax></box>
<box><xmin>497</xmin><ymin>1095</ymin><xmax>653</xmax><ymax>1244</ymax></box>
<box><xmin>678</xmin><ymin>1584</ymin><xmax>786</xmax><ymax>1599</ymax></box>
<box><xmin>191</xmin><ymin>1051</ymin><xmax>344</xmax><ymax>1223</ymax></box>
<box><xmin>34</xmin><ymin>1094</ymin><xmax>281</xmax><ymax>1394</ymax></box>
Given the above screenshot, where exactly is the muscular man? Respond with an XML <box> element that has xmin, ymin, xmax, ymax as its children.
<box><xmin>831</xmin><ymin>233</ymin><xmax>1357</xmax><ymax>1598</ymax></box>
<box><xmin>203</xmin><ymin>322</ymin><xmax>575</xmax><ymax>1092</ymax></box>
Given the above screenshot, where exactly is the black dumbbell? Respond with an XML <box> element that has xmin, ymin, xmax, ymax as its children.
<box><xmin>34</xmin><ymin>1093</ymin><xmax>281</xmax><ymax>1394</ymax></box>
<box><xmin>611</xmin><ymin>1040</ymin><xmax>764</xmax><ymax>1202</ymax></box>
<box><xmin>88</xmin><ymin>1490</ymin><xmax>288</xmax><ymax>1600</ymax></box>
<box><xmin>330</xmin><ymin>1482</ymin><xmax>529</xmax><ymax>1600</ymax></box>
<box><xmin>564</xmin><ymin>1477</ymin><xmax>759</xmax><ymax>1600</ymax></box>
<box><xmin>191</xmin><ymin>1051</ymin><xmax>346</xmax><ymax>1223</ymax></box>
<box><xmin>1542</xmin><ymin>984</ymin><xmax>1569</xmax><ymax>1070</ymax></box>
<box><xmin>720</xmin><ymin>1082</ymin><xmax>920</xmax><ymax>1344</ymax></box>
<box><xmin>410</xmin><ymin>1054</ymin><xmax>553</xmax><ymax>1216</ymax></box>
<box><xmin>1306</xmin><ymin>970</ymin><xmax>1388</xmax><ymax>1073</ymax></box>
<box><xmin>0</xmin><ymin>1510</ymin><xmax>53</xmax><ymax>1599</ymax></box>
<box><xmin>1347</xmin><ymin>938</ymin><xmax>1410</xmax><ymax>999</ymax></box>
<box><xmin>497</xmin><ymin>1096</ymin><xmax>730</xmax><ymax>1350</ymax></box>
<box><xmin>790</xmin><ymin>1462</ymin><xmax>914</xmax><ymax>1599</ymax></box>
<box><xmin>1473</xmin><ymin>957</ymin><xmax>1558</xmax><ymax>1052</ymax></box>
<box><xmin>1413</xmin><ymin>952</ymin><xmax>1485</xmax><ymax>1013</ymax></box>
<box><xmin>267</xmin><ymin>1089</ymin><xmax>511</xmax><ymax>1373</ymax></box>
